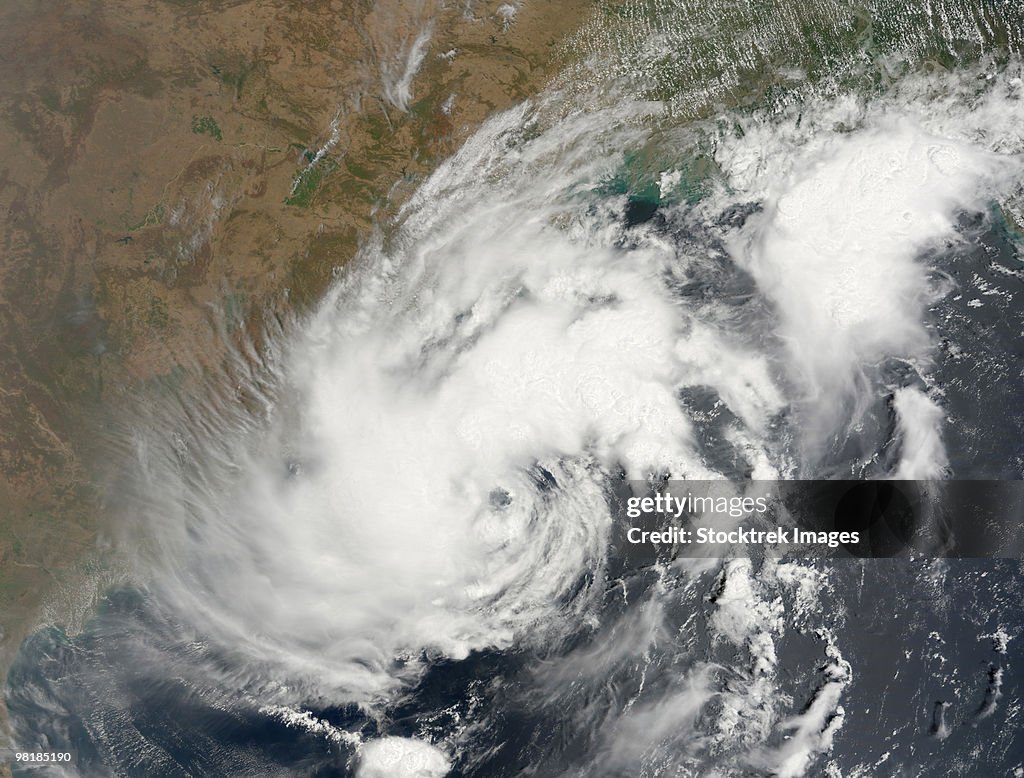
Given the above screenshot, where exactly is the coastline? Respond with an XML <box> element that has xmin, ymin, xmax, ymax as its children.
<box><xmin>0</xmin><ymin>0</ymin><xmax>593</xmax><ymax>762</ymax></box>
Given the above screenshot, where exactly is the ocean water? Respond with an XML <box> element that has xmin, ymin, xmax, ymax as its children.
<box><xmin>7</xmin><ymin>1</ymin><xmax>1024</xmax><ymax>775</ymax></box>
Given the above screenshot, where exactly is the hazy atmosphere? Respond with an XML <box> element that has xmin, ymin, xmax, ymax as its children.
<box><xmin>2</xmin><ymin>1</ymin><xmax>1024</xmax><ymax>776</ymax></box>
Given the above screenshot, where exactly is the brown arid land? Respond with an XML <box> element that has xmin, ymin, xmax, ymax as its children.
<box><xmin>0</xmin><ymin>0</ymin><xmax>594</xmax><ymax>763</ymax></box>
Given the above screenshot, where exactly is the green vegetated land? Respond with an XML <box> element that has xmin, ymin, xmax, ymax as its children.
<box><xmin>191</xmin><ymin>114</ymin><xmax>222</xmax><ymax>140</ymax></box>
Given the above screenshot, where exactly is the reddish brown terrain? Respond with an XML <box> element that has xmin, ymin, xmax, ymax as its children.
<box><xmin>0</xmin><ymin>0</ymin><xmax>592</xmax><ymax>759</ymax></box>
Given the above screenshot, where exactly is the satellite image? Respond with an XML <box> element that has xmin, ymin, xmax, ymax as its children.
<box><xmin>1</xmin><ymin>0</ymin><xmax>1023</xmax><ymax>776</ymax></box>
